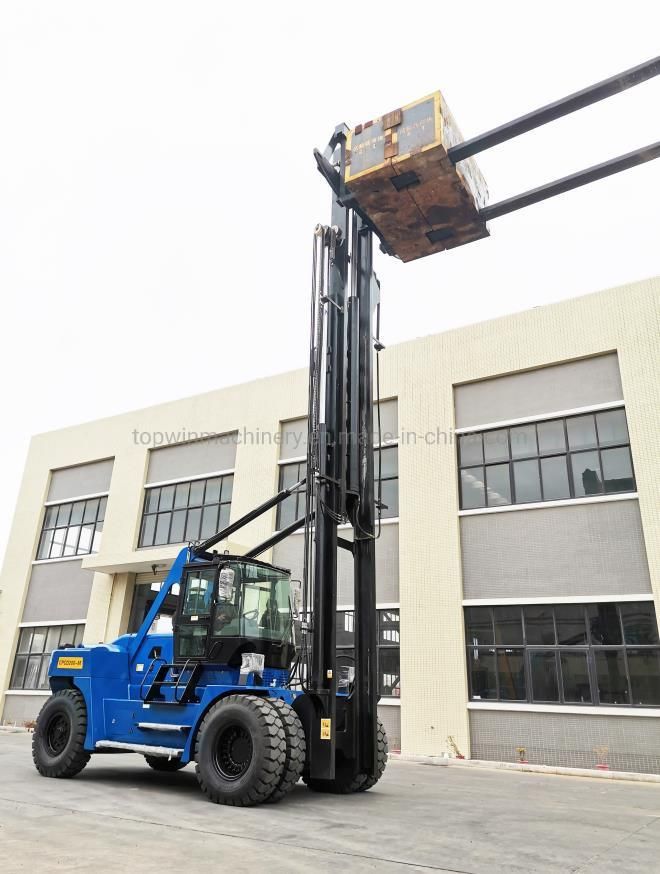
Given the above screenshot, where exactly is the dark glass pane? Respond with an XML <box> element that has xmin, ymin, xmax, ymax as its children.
<box><xmin>336</xmin><ymin>611</ymin><xmax>355</xmax><ymax>646</ymax></box>
<box><xmin>587</xmin><ymin>603</ymin><xmax>622</xmax><ymax>644</ymax></box>
<box><xmin>571</xmin><ymin>451</ymin><xmax>602</xmax><ymax>497</ymax></box>
<box><xmin>280</xmin><ymin>463</ymin><xmax>299</xmax><ymax>490</ymax></box>
<box><xmin>17</xmin><ymin>627</ymin><xmax>33</xmax><ymax>652</ymax></box>
<box><xmin>530</xmin><ymin>650</ymin><xmax>559</xmax><ymax>702</ymax></box>
<box><xmin>468</xmin><ymin>647</ymin><xmax>497</xmax><ymax>699</ymax></box>
<box><xmin>24</xmin><ymin>655</ymin><xmax>41</xmax><ymax>689</ymax></box>
<box><xmin>169</xmin><ymin>509</ymin><xmax>187</xmax><ymax>544</ymax></box>
<box><xmin>10</xmin><ymin>655</ymin><xmax>28</xmax><ymax>688</ymax></box>
<box><xmin>218</xmin><ymin>504</ymin><xmax>230</xmax><ymax>530</ymax></box>
<box><xmin>74</xmin><ymin>625</ymin><xmax>85</xmax><ymax>646</ymax></box>
<box><xmin>45</xmin><ymin>626</ymin><xmax>61</xmax><ymax>653</ymax></box>
<box><xmin>595</xmin><ymin>650</ymin><xmax>629</xmax><ymax>704</ymax></box>
<box><xmin>140</xmin><ymin>514</ymin><xmax>156</xmax><ymax>547</ymax></box>
<box><xmin>376</xmin><ymin>446</ymin><xmax>398</xmax><ymax>479</ymax></box>
<box><xmin>566</xmin><ymin>415</ymin><xmax>597</xmax><ymax>450</ymax></box>
<box><xmin>379</xmin><ymin>478</ymin><xmax>399</xmax><ymax>518</ymax></box>
<box><xmin>277</xmin><ymin>494</ymin><xmax>296</xmax><ymax>529</ymax></box>
<box><xmin>38</xmin><ymin>655</ymin><xmax>51</xmax><ymax>690</ymax></box>
<box><xmin>497</xmin><ymin>649</ymin><xmax>526</xmax><ymax>700</ymax></box>
<box><xmin>540</xmin><ymin>456</ymin><xmax>571</xmax><ymax>500</ymax></box>
<box><xmin>185</xmin><ymin>507</ymin><xmax>202</xmax><ymax>541</ymax></box>
<box><xmin>174</xmin><ymin>482</ymin><xmax>190</xmax><ymax>508</ymax></box>
<box><xmin>37</xmin><ymin>529</ymin><xmax>54</xmax><ymax>560</ymax></box>
<box><xmin>200</xmin><ymin>505</ymin><xmax>219</xmax><ymax>540</ymax></box>
<box><xmin>30</xmin><ymin>628</ymin><xmax>47</xmax><ymax>654</ymax></box>
<box><xmin>221</xmin><ymin>475</ymin><xmax>234</xmax><ymax>502</ymax></box>
<box><xmin>460</xmin><ymin>467</ymin><xmax>485</xmax><ymax>509</ymax></box>
<box><xmin>189</xmin><ymin>481</ymin><xmax>205</xmax><ymax>506</ymax></box>
<box><xmin>379</xmin><ymin>610</ymin><xmax>400</xmax><ymax>645</ymax></box>
<box><xmin>494</xmin><ymin>606</ymin><xmax>523</xmax><ymax>645</ymax></box>
<box><xmin>627</xmin><ymin>649</ymin><xmax>660</xmax><ymax>706</ymax></box>
<box><xmin>70</xmin><ymin>501</ymin><xmax>85</xmax><ymax>525</ymax></box>
<box><xmin>465</xmin><ymin>607</ymin><xmax>494</xmax><ymax>646</ymax></box>
<box><xmin>204</xmin><ymin>477</ymin><xmax>221</xmax><ymax>505</ymax></box>
<box><xmin>379</xmin><ymin>648</ymin><xmax>400</xmax><ymax>697</ymax></box>
<box><xmin>555</xmin><ymin>604</ymin><xmax>588</xmax><ymax>645</ymax></box>
<box><xmin>59</xmin><ymin>626</ymin><xmax>76</xmax><ymax>646</ymax></box>
<box><xmin>459</xmin><ymin>433</ymin><xmax>483</xmax><ymax>466</ymax></box>
<box><xmin>513</xmin><ymin>459</ymin><xmax>541</xmax><ymax>503</ymax></box>
<box><xmin>159</xmin><ymin>485</ymin><xmax>175</xmax><ymax>511</ymax></box>
<box><xmin>560</xmin><ymin>651</ymin><xmax>591</xmax><ymax>703</ymax></box>
<box><xmin>596</xmin><ymin>409</ymin><xmax>629</xmax><ymax>447</ymax></box>
<box><xmin>510</xmin><ymin>425</ymin><xmax>537</xmax><ymax>459</ymax></box>
<box><xmin>485</xmin><ymin>464</ymin><xmax>511</xmax><ymax>506</ymax></box>
<box><xmin>82</xmin><ymin>498</ymin><xmax>99</xmax><ymax>523</ymax></box>
<box><xmin>97</xmin><ymin>497</ymin><xmax>107</xmax><ymax>521</ymax></box>
<box><xmin>336</xmin><ymin>648</ymin><xmax>355</xmax><ymax>689</ymax></box>
<box><xmin>145</xmin><ymin>489</ymin><xmax>159</xmax><ymax>513</ymax></box>
<box><xmin>524</xmin><ymin>605</ymin><xmax>555</xmax><ymax>645</ymax></box>
<box><xmin>537</xmin><ymin>420</ymin><xmax>566</xmax><ymax>455</ymax></box>
<box><xmin>601</xmin><ymin>447</ymin><xmax>634</xmax><ymax>493</ymax></box>
<box><xmin>154</xmin><ymin>513</ymin><xmax>171</xmax><ymax>546</ymax></box>
<box><xmin>620</xmin><ymin>602</ymin><xmax>659</xmax><ymax>645</ymax></box>
<box><xmin>483</xmin><ymin>429</ymin><xmax>509</xmax><ymax>463</ymax></box>
<box><xmin>181</xmin><ymin>569</ymin><xmax>215</xmax><ymax>616</ymax></box>
<box><xmin>56</xmin><ymin>503</ymin><xmax>72</xmax><ymax>527</ymax></box>
<box><xmin>43</xmin><ymin>506</ymin><xmax>58</xmax><ymax>528</ymax></box>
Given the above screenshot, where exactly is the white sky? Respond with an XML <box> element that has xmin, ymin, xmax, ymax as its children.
<box><xmin>1</xmin><ymin>1</ymin><xmax>659</xmax><ymax>562</ymax></box>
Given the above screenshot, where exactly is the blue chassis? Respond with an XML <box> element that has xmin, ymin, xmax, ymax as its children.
<box><xmin>47</xmin><ymin>547</ymin><xmax>300</xmax><ymax>764</ymax></box>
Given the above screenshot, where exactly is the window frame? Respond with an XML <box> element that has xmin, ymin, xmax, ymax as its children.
<box><xmin>138</xmin><ymin>474</ymin><xmax>234</xmax><ymax>548</ymax></box>
<box><xmin>36</xmin><ymin>496</ymin><xmax>107</xmax><ymax>560</ymax></box>
<box><xmin>465</xmin><ymin>601</ymin><xmax>660</xmax><ymax>708</ymax></box>
<box><xmin>10</xmin><ymin>624</ymin><xmax>85</xmax><ymax>691</ymax></box>
<box><xmin>458</xmin><ymin>408</ymin><xmax>635</xmax><ymax>511</ymax></box>
<box><xmin>336</xmin><ymin>608</ymin><xmax>401</xmax><ymax>698</ymax></box>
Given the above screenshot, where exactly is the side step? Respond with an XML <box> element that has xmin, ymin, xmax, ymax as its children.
<box><xmin>96</xmin><ymin>740</ymin><xmax>183</xmax><ymax>758</ymax></box>
<box><xmin>137</xmin><ymin>723</ymin><xmax>191</xmax><ymax>732</ymax></box>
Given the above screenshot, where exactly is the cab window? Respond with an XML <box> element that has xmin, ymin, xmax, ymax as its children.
<box><xmin>181</xmin><ymin>568</ymin><xmax>215</xmax><ymax>616</ymax></box>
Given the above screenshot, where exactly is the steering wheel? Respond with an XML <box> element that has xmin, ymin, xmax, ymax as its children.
<box><xmin>241</xmin><ymin>608</ymin><xmax>259</xmax><ymax>621</ymax></box>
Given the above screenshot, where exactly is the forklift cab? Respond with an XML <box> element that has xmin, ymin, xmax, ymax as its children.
<box><xmin>173</xmin><ymin>556</ymin><xmax>298</xmax><ymax>670</ymax></box>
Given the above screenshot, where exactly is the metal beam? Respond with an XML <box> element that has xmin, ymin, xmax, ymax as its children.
<box><xmin>449</xmin><ymin>56</ymin><xmax>660</xmax><ymax>164</ymax></box>
<box><xmin>244</xmin><ymin>514</ymin><xmax>311</xmax><ymax>558</ymax></box>
<box><xmin>480</xmin><ymin>140</ymin><xmax>660</xmax><ymax>222</ymax></box>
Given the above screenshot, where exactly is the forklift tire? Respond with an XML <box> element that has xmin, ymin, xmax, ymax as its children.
<box><xmin>194</xmin><ymin>694</ymin><xmax>286</xmax><ymax>806</ymax></box>
<box><xmin>264</xmin><ymin>698</ymin><xmax>306</xmax><ymax>803</ymax></box>
<box><xmin>144</xmin><ymin>755</ymin><xmax>187</xmax><ymax>772</ymax></box>
<box><xmin>304</xmin><ymin>719</ymin><xmax>388</xmax><ymax>794</ymax></box>
<box><xmin>32</xmin><ymin>688</ymin><xmax>91</xmax><ymax>779</ymax></box>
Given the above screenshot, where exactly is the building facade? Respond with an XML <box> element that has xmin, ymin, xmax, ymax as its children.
<box><xmin>1</xmin><ymin>277</ymin><xmax>658</xmax><ymax>772</ymax></box>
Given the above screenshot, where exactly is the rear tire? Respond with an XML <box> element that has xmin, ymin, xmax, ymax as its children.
<box><xmin>32</xmin><ymin>688</ymin><xmax>91</xmax><ymax>779</ymax></box>
<box><xmin>144</xmin><ymin>755</ymin><xmax>187</xmax><ymax>772</ymax></box>
<box><xmin>265</xmin><ymin>698</ymin><xmax>306</xmax><ymax>803</ymax></box>
<box><xmin>195</xmin><ymin>695</ymin><xmax>286</xmax><ymax>806</ymax></box>
<box><xmin>304</xmin><ymin>719</ymin><xmax>388</xmax><ymax>794</ymax></box>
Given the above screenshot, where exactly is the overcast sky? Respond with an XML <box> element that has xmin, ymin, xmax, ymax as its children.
<box><xmin>0</xmin><ymin>1</ymin><xmax>658</xmax><ymax>562</ymax></box>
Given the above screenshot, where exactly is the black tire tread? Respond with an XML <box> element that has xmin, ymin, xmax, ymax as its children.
<box><xmin>265</xmin><ymin>698</ymin><xmax>306</xmax><ymax>803</ymax></box>
<box><xmin>304</xmin><ymin>718</ymin><xmax>388</xmax><ymax>794</ymax></box>
<box><xmin>357</xmin><ymin>719</ymin><xmax>388</xmax><ymax>791</ymax></box>
<box><xmin>32</xmin><ymin>688</ymin><xmax>90</xmax><ymax>779</ymax></box>
<box><xmin>194</xmin><ymin>694</ymin><xmax>286</xmax><ymax>807</ymax></box>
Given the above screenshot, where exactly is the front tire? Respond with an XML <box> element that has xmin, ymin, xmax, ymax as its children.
<box><xmin>32</xmin><ymin>688</ymin><xmax>91</xmax><ymax>778</ymax></box>
<box><xmin>265</xmin><ymin>698</ymin><xmax>306</xmax><ymax>803</ymax></box>
<box><xmin>304</xmin><ymin>718</ymin><xmax>388</xmax><ymax>794</ymax></box>
<box><xmin>195</xmin><ymin>695</ymin><xmax>286</xmax><ymax>806</ymax></box>
<box><xmin>144</xmin><ymin>755</ymin><xmax>187</xmax><ymax>772</ymax></box>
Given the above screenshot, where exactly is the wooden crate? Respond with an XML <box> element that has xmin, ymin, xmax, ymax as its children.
<box><xmin>344</xmin><ymin>92</ymin><xmax>489</xmax><ymax>262</ymax></box>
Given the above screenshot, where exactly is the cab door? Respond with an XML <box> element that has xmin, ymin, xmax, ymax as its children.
<box><xmin>173</xmin><ymin>563</ymin><xmax>218</xmax><ymax>662</ymax></box>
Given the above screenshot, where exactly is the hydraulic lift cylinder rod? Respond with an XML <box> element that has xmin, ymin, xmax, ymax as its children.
<box><xmin>448</xmin><ymin>56</ymin><xmax>660</xmax><ymax>164</ymax></box>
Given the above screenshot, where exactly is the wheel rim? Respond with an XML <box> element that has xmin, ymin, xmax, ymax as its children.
<box><xmin>213</xmin><ymin>723</ymin><xmax>253</xmax><ymax>781</ymax></box>
<box><xmin>45</xmin><ymin>712</ymin><xmax>70</xmax><ymax>756</ymax></box>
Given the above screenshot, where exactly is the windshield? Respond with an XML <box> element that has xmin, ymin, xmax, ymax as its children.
<box><xmin>213</xmin><ymin>561</ymin><xmax>294</xmax><ymax>644</ymax></box>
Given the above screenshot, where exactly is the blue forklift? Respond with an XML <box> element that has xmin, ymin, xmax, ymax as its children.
<box><xmin>32</xmin><ymin>60</ymin><xmax>660</xmax><ymax>805</ymax></box>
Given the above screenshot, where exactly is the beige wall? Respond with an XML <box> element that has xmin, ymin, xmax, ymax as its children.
<box><xmin>0</xmin><ymin>276</ymin><xmax>658</xmax><ymax>757</ymax></box>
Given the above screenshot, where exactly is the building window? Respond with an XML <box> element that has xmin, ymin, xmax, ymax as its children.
<box><xmin>276</xmin><ymin>446</ymin><xmax>399</xmax><ymax>530</ymax></box>
<box><xmin>336</xmin><ymin>608</ymin><xmax>400</xmax><ymax>697</ymax></box>
<box><xmin>37</xmin><ymin>497</ymin><xmax>107</xmax><ymax>560</ymax></box>
<box><xmin>458</xmin><ymin>408</ymin><xmax>635</xmax><ymax>510</ymax></box>
<box><xmin>10</xmin><ymin>624</ymin><xmax>85</xmax><ymax>691</ymax></box>
<box><xmin>465</xmin><ymin>601</ymin><xmax>660</xmax><ymax>707</ymax></box>
<box><xmin>139</xmin><ymin>474</ymin><xmax>233</xmax><ymax>548</ymax></box>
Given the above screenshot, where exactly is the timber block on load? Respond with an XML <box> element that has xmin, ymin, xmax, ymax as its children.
<box><xmin>344</xmin><ymin>91</ymin><xmax>489</xmax><ymax>262</ymax></box>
